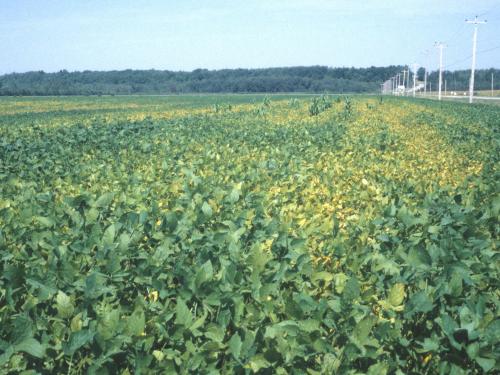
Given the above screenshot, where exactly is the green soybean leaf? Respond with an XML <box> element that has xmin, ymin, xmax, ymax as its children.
<box><xmin>63</xmin><ymin>330</ymin><xmax>95</xmax><ymax>356</ymax></box>
<box><xmin>55</xmin><ymin>291</ymin><xmax>74</xmax><ymax>319</ymax></box>
<box><xmin>195</xmin><ymin>260</ymin><xmax>213</xmax><ymax>289</ymax></box>
<box><xmin>127</xmin><ymin>308</ymin><xmax>145</xmax><ymax>336</ymax></box>
<box><xmin>95</xmin><ymin>192</ymin><xmax>114</xmax><ymax>208</ymax></box>
<box><xmin>228</xmin><ymin>333</ymin><xmax>242</xmax><ymax>360</ymax></box>
<box><xmin>367</xmin><ymin>362</ymin><xmax>388</xmax><ymax>375</ymax></box>
<box><xmin>15</xmin><ymin>338</ymin><xmax>46</xmax><ymax>359</ymax></box>
<box><xmin>343</xmin><ymin>277</ymin><xmax>360</xmax><ymax>301</ymax></box>
<box><xmin>311</xmin><ymin>271</ymin><xmax>334</xmax><ymax>285</ymax></box>
<box><xmin>102</xmin><ymin>224</ymin><xmax>116</xmax><ymax>246</ymax></box>
<box><xmin>475</xmin><ymin>357</ymin><xmax>495</xmax><ymax>372</ymax></box>
<box><xmin>405</xmin><ymin>291</ymin><xmax>434</xmax><ymax>318</ymax></box>
<box><xmin>201</xmin><ymin>201</ymin><xmax>213</xmax><ymax>217</ymax></box>
<box><xmin>97</xmin><ymin>309</ymin><xmax>120</xmax><ymax>340</ymax></box>
<box><xmin>228</xmin><ymin>189</ymin><xmax>240</xmax><ymax>203</ymax></box>
<box><xmin>249</xmin><ymin>354</ymin><xmax>270</xmax><ymax>372</ymax></box>
<box><xmin>175</xmin><ymin>299</ymin><xmax>192</xmax><ymax>326</ymax></box>
<box><xmin>388</xmin><ymin>283</ymin><xmax>406</xmax><ymax>307</ymax></box>
<box><xmin>35</xmin><ymin>216</ymin><xmax>55</xmax><ymax>228</ymax></box>
<box><xmin>353</xmin><ymin>316</ymin><xmax>376</xmax><ymax>344</ymax></box>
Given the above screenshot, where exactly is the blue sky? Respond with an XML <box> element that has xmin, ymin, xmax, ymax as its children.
<box><xmin>0</xmin><ymin>0</ymin><xmax>498</xmax><ymax>74</ymax></box>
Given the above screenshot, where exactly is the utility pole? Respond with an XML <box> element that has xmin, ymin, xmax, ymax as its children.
<box><xmin>445</xmin><ymin>80</ymin><xmax>447</xmax><ymax>96</ymax></box>
<box><xmin>412</xmin><ymin>63</ymin><xmax>418</xmax><ymax>97</ymax></box>
<box><xmin>401</xmin><ymin>72</ymin><xmax>404</xmax><ymax>93</ymax></box>
<box><xmin>423</xmin><ymin>50</ymin><xmax>429</xmax><ymax>96</ymax></box>
<box><xmin>402</xmin><ymin>70</ymin><xmax>406</xmax><ymax>95</ymax></box>
<box><xmin>466</xmin><ymin>16</ymin><xmax>487</xmax><ymax>104</ymax></box>
<box><xmin>492</xmin><ymin>72</ymin><xmax>494</xmax><ymax>97</ymax></box>
<box><xmin>424</xmin><ymin>70</ymin><xmax>428</xmax><ymax>96</ymax></box>
<box><xmin>435</xmin><ymin>42</ymin><xmax>446</xmax><ymax>101</ymax></box>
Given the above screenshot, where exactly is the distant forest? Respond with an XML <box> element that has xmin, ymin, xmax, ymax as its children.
<box><xmin>421</xmin><ymin>68</ymin><xmax>499</xmax><ymax>93</ymax></box>
<box><xmin>0</xmin><ymin>66</ymin><xmax>498</xmax><ymax>95</ymax></box>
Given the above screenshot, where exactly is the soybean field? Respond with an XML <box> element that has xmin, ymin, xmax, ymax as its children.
<box><xmin>0</xmin><ymin>95</ymin><xmax>499</xmax><ymax>374</ymax></box>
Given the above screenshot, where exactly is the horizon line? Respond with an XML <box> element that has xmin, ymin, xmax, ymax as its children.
<box><xmin>2</xmin><ymin>65</ymin><xmax>499</xmax><ymax>76</ymax></box>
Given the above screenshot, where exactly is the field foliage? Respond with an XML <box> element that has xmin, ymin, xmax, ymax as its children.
<box><xmin>0</xmin><ymin>95</ymin><xmax>499</xmax><ymax>374</ymax></box>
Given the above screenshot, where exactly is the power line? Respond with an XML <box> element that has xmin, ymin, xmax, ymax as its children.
<box><xmin>439</xmin><ymin>45</ymin><xmax>500</xmax><ymax>70</ymax></box>
<box><xmin>478</xmin><ymin>36</ymin><xmax>500</xmax><ymax>45</ymax></box>
<box><xmin>414</xmin><ymin>24</ymin><xmax>465</xmax><ymax>67</ymax></box>
<box><xmin>477</xmin><ymin>3</ymin><xmax>500</xmax><ymax>17</ymax></box>
<box><xmin>446</xmin><ymin>55</ymin><xmax>472</xmax><ymax>69</ymax></box>
<box><xmin>478</xmin><ymin>45</ymin><xmax>500</xmax><ymax>54</ymax></box>
<box><xmin>443</xmin><ymin>24</ymin><xmax>467</xmax><ymax>46</ymax></box>
<box><xmin>413</xmin><ymin>5</ymin><xmax>497</xmax><ymax>71</ymax></box>
<box><xmin>385</xmin><ymin>9</ymin><xmax>498</xmax><ymax>99</ymax></box>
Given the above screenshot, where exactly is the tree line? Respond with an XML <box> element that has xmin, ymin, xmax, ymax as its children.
<box><xmin>0</xmin><ymin>66</ymin><xmax>402</xmax><ymax>95</ymax></box>
<box><xmin>417</xmin><ymin>68</ymin><xmax>499</xmax><ymax>93</ymax></box>
<box><xmin>0</xmin><ymin>66</ymin><xmax>497</xmax><ymax>96</ymax></box>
